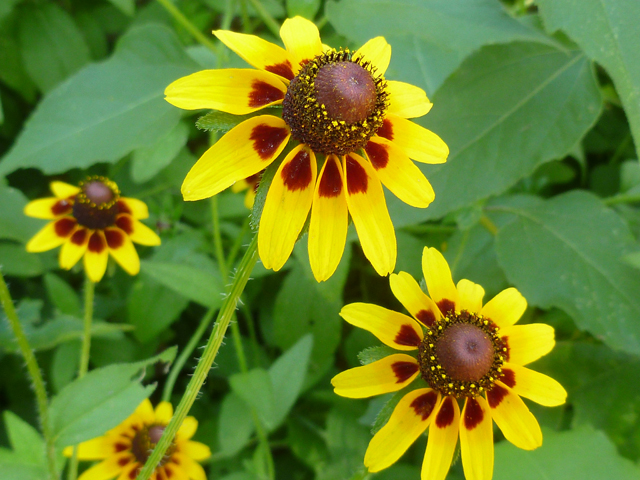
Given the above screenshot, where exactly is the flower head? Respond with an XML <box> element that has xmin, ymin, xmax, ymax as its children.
<box><xmin>24</xmin><ymin>178</ymin><xmax>161</xmax><ymax>282</ymax></box>
<box><xmin>165</xmin><ymin>17</ymin><xmax>448</xmax><ymax>281</ymax></box>
<box><xmin>64</xmin><ymin>399</ymin><xmax>211</xmax><ymax>480</ymax></box>
<box><xmin>331</xmin><ymin>247</ymin><xmax>567</xmax><ymax>480</ymax></box>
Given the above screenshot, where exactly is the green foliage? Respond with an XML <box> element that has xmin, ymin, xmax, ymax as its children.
<box><xmin>0</xmin><ymin>411</ymin><xmax>48</xmax><ymax>480</ymax></box>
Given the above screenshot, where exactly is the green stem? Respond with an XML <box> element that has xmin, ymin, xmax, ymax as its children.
<box><xmin>136</xmin><ymin>234</ymin><xmax>259</xmax><ymax>480</ymax></box>
<box><xmin>0</xmin><ymin>270</ymin><xmax>57</xmax><ymax>480</ymax></box>
<box><xmin>604</xmin><ymin>193</ymin><xmax>640</xmax><ymax>206</ymax></box>
<box><xmin>67</xmin><ymin>276</ymin><xmax>96</xmax><ymax>480</ymax></box>
<box><xmin>227</xmin><ymin>216</ymin><xmax>251</xmax><ymax>269</ymax></box>
<box><xmin>479</xmin><ymin>215</ymin><xmax>498</xmax><ymax>236</ymax></box>
<box><xmin>156</xmin><ymin>0</ymin><xmax>218</xmax><ymax>53</ymax></box>
<box><xmin>245</xmin><ymin>0</ymin><xmax>280</xmax><ymax>37</ymax></box>
<box><xmin>211</xmin><ymin>197</ymin><xmax>228</xmax><ymax>276</ymax></box>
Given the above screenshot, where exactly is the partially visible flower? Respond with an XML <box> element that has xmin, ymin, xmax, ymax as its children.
<box><xmin>165</xmin><ymin>17</ymin><xmax>448</xmax><ymax>281</ymax></box>
<box><xmin>24</xmin><ymin>178</ymin><xmax>160</xmax><ymax>282</ymax></box>
<box><xmin>331</xmin><ymin>247</ymin><xmax>567</xmax><ymax>480</ymax></box>
<box><xmin>64</xmin><ymin>399</ymin><xmax>211</xmax><ymax>480</ymax></box>
<box><xmin>231</xmin><ymin>172</ymin><xmax>262</xmax><ymax>209</ymax></box>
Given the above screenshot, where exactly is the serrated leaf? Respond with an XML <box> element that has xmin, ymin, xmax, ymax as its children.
<box><xmin>0</xmin><ymin>24</ymin><xmax>198</xmax><ymax>177</ymax></box>
<box><xmin>357</xmin><ymin>345</ymin><xmax>397</xmax><ymax>365</ymax></box>
<box><xmin>195</xmin><ymin>108</ymin><xmax>280</xmax><ymax>132</ymax></box>
<box><xmin>537</xmin><ymin>0</ymin><xmax>640</xmax><ymax>159</ymax></box>
<box><xmin>495</xmin><ymin>191</ymin><xmax>640</xmax><ymax>355</ymax></box>
<box><xmin>49</xmin><ymin>347</ymin><xmax>176</xmax><ymax>448</ymax></box>
<box><xmin>326</xmin><ymin>0</ymin><xmax>553</xmax><ymax>94</ymax></box>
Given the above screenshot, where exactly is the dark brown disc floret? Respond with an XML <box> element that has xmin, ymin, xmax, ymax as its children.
<box><xmin>131</xmin><ymin>424</ymin><xmax>176</xmax><ymax>465</ymax></box>
<box><xmin>72</xmin><ymin>176</ymin><xmax>120</xmax><ymax>230</ymax></box>
<box><xmin>418</xmin><ymin>310</ymin><xmax>507</xmax><ymax>398</ymax></box>
<box><xmin>281</xmin><ymin>49</ymin><xmax>388</xmax><ymax>156</ymax></box>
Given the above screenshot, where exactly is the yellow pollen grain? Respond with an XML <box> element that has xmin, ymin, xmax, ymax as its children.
<box><xmin>430</xmin><ymin>356</ymin><xmax>435</xmax><ymax>360</ymax></box>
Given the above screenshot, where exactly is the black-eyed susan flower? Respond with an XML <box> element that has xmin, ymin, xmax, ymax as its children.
<box><xmin>165</xmin><ymin>17</ymin><xmax>448</xmax><ymax>281</ymax></box>
<box><xmin>331</xmin><ymin>247</ymin><xmax>567</xmax><ymax>480</ymax></box>
<box><xmin>64</xmin><ymin>399</ymin><xmax>210</xmax><ymax>480</ymax></box>
<box><xmin>24</xmin><ymin>178</ymin><xmax>160</xmax><ymax>283</ymax></box>
<box><xmin>231</xmin><ymin>172</ymin><xmax>262</xmax><ymax>209</ymax></box>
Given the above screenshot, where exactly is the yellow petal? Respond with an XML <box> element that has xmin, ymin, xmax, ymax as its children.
<box><xmin>77</xmin><ymin>458</ymin><xmax>122</xmax><ymax>480</ymax></box>
<box><xmin>182</xmin><ymin>116</ymin><xmax>290</xmax><ymax>201</ymax></box>
<box><xmin>340</xmin><ymin>303</ymin><xmax>423</xmax><ymax>351</ymax></box>
<box><xmin>65</xmin><ymin>436</ymin><xmax>110</xmax><ymax>460</ymax></box>
<box><xmin>173</xmin><ymin>454</ymin><xmax>207</xmax><ymax>480</ymax></box>
<box><xmin>134</xmin><ymin>399</ymin><xmax>155</xmax><ymax>424</ymax></box>
<box><xmin>422</xmin><ymin>396</ymin><xmax>460</xmax><ymax>480</ymax></box>
<box><xmin>24</xmin><ymin>197</ymin><xmax>73</xmax><ymax>219</ymax></box>
<box><xmin>26</xmin><ymin>218</ymin><xmax>77</xmax><ymax>252</ymax></box>
<box><xmin>354</xmin><ymin>36</ymin><xmax>391</xmax><ymax>76</ymax></box>
<box><xmin>364</xmin><ymin>389</ymin><xmax>440</xmax><ymax>472</ymax></box>
<box><xmin>105</xmin><ymin>228</ymin><xmax>140</xmax><ymax>276</ymax></box>
<box><xmin>460</xmin><ymin>396</ymin><xmax>493</xmax><ymax>480</ymax></box>
<box><xmin>480</xmin><ymin>288</ymin><xmax>527</xmax><ymax>329</ymax></box>
<box><xmin>59</xmin><ymin>227</ymin><xmax>90</xmax><ymax>270</ymax></box>
<box><xmin>155</xmin><ymin>401</ymin><xmax>174</xmax><ymax>424</ymax></box>
<box><xmin>487</xmin><ymin>383</ymin><xmax>542</xmax><ymax>450</ymax></box>
<box><xmin>181</xmin><ymin>441</ymin><xmax>211</xmax><ymax>461</ymax></box>
<box><xmin>344</xmin><ymin>153</ymin><xmax>396</xmax><ymax>276</ymax></box>
<box><xmin>165</xmin><ymin>69</ymin><xmax>286</xmax><ymax>114</ymax></box>
<box><xmin>331</xmin><ymin>354</ymin><xmax>420</xmax><ymax>398</ymax></box>
<box><xmin>389</xmin><ymin>271</ymin><xmax>440</xmax><ymax>327</ymax></box>
<box><xmin>386</xmin><ymin>81</ymin><xmax>432</xmax><ymax>118</ymax></box>
<box><xmin>365</xmin><ymin>136</ymin><xmax>435</xmax><ymax>208</ymax></box>
<box><xmin>50</xmin><ymin>181</ymin><xmax>80</xmax><ymax>198</ymax></box>
<box><xmin>118</xmin><ymin>198</ymin><xmax>149</xmax><ymax>220</ymax></box>
<box><xmin>214</xmin><ymin>30</ymin><xmax>295</xmax><ymax>81</ymax></box>
<box><xmin>456</xmin><ymin>279</ymin><xmax>485</xmax><ymax>314</ymax></box>
<box><xmin>308</xmin><ymin>155</ymin><xmax>348</xmax><ymax>282</ymax></box>
<box><xmin>83</xmin><ymin>231</ymin><xmax>109</xmax><ymax>283</ymax></box>
<box><xmin>115</xmin><ymin>215</ymin><xmax>161</xmax><ymax>247</ymax></box>
<box><xmin>258</xmin><ymin>145</ymin><xmax>316</xmax><ymax>271</ymax></box>
<box><xmin>377</xmin><ymin>114</ymin><xmax>449</xmax><ymax>164</ymax></box>
<box><xmin>502</xmin><ymin>363</ymin><xmax>567</xmax><ymax>407</ymax></box>
<box><xmin>500</xmin><ymin>323</ymin><xmax>555</xmax><ymax>366</ymax></box>
<box><xmin>177</xmin><ymin>416</ymin><xmax>198</xmax><ymax>442</ymax></box>
<box><xmin>279</xmin><ymin>16</ymin><xmax>323</xmax><ymax>70</ymax></box>
<box><xmin>115</xmin><ymin>463</ymin><xmax>138</xmax><ymax>480</ymax></box>
<box><xmin>422</xmin><ymin>247</ymin><xmax>457</xmax><ymax>316</ymax></box>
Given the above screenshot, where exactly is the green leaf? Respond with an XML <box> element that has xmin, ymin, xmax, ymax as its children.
<box><xmin>287</xmin><ymin>416</ymin><xmax>329</xmax><ymax>470</ymax></box>
<box><xmin>51</xmin><ymin>341</ymin><xmax>80</xmax><ymax>393</ymax></box>
<box><xmin>0</xmin><ymin>24</ymin><xmax>198</xmax><ymax>177</ymax></box>
<box><xmin>0</xmin><ymin>242</ymin><xmax>43</xmax><ymax>277</ymax></box>
<box><xmin>357</xmin><ymin>345</ymin><xmax>397</xmax><ymax>365</ymax></box>
<box><xmin>286</xmin><ymin>0</ymin><xmax>321</xmax><ymax>19</ymax></box>
<box><xmin>130</xmin><ymin>120</ymin><xmax>189</xmax><ymax>183</ymax></box>
<box><xmin>127</xmin><ymin>276</ymin><xmax>189</xmax><ymax>343</ymax></box>
<box><xmin>495</xmin><ymin>191</ymin><xmax>640</xmax><ymax>355</ymax></box>
<box><xmin>0</xmin><ymin>18</ymin><xmax>37</xmax><ymax>102</ymax></box>
<box><xmin>230</xmin><ymin>368</ymin><xmax>276</xmax><ymax>430</ymax></box>
<box><xmin>17</xmin><ymin>3</ymin><xmax>90</xmax><ymax>92</ymax></box>
<box><xmin>325</xmin><ymin>0</ymin><xmax>553</xmax><ymax>94</ymax></box>
<box><xmin>409</xmin><ymin>41</ymin><xmax>602</xmax><ymax>224</ymax></box>
<box><xmin>0</xmin><ymin>186</ymin><xmax>42</xmax><ymax>243</ymax></box>
<box><xmin>494</xmin><ymin>426</ymin><xmax>640</xmax><ymax>480</ymax></box>
<box><xmin>537</xmin><ymin>0</ymin><xmax>640</xmax><ymax>159</ymax></box>
<box><xmin>44</xmin><ymin>273</ymin><xmax>81</xmax><ymax>317</ymax></box>
<box><xmin>195</xmin><ymin>108</ymin><xmax>280</xmax><ymax>133</ymax></box>
<box><xmin>140</xmin><ymin>260</ymin><xmax>224</xmax><ymax>308</ymax></box>
<box><xmin>218</xmin><ymin>392</ymin><xmax>255</xmax><ymax>456</ymax></box>
<box><xmin>2</xmin><ymin>411</ymin><xmax>46</xmax><ymax>468</ymax></box>
<box><xmin>0</xmin><ymin>93</ymin><xmax>3</xmax><ymax>124</ymax></box>
<box><xmin>49</xmin><ymin>347</ymin><xmax>176</xmax><ymax>448</ymax></box>
<box><xmin>107</xmin><ymin>0</ymin><xmax>135</xmax><ymax>16</ymax></box>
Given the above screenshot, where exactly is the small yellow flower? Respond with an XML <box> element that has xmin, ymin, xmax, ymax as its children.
<box><xmin>24</xmin><ymin>178</ymin><xmax>161</xmax><ymax>282</ymax></box>
<box><xmin>331</xmin><ymin>247</ymin><xmax>567</xmax><ymax>480</ymax></box>
<box><xmin>165</xmin><ymin>17</ymin><xmax>448</xmax><ymax>281</ymax></box>
<box><xmin>64</xmin><ymin>399</ymin><xmax>211</xmax><ymax>480</ymax></box>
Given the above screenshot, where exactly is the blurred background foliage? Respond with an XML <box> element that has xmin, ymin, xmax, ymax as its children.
<box><xmin>1</xmin><ymin>0</ymin><xmax>640</xmax><ymax>479</ymax></box>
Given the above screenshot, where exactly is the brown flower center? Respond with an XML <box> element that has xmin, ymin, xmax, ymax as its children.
<box><xmin>435</xmin><ymin>323</ymin><xmax>494</xmax><ymax>382</ymax></box>
<box><xmin>131</xmin><ymin>424</ymin><xmax>175</xmax><ymax>465</ymax></box>
<box><xmin>72</xmin><ymin>177</ymin><xmax>120</xmax><ymax>230</ymax></box>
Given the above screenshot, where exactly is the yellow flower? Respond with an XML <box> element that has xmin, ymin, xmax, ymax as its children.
<box><xmin>24</xmin><ymin>178</ymin><xmax>161</xmax><ymax>282</ymax></box>
<box><xmin>230</xmin><ymin>172</ymin><xmax>262</xmax><ymax>209</ymax></box>
<box><xmin>165</xmin><ymin>17</ymin><xmax>448</xmax><ymax>281</ymax></box>
<box><xmin>331</xmin><ymin>247</ymin><xmax>567</xmax><ymax>480</ymax></box>
<box><xmin>64</xmin><ymin>399</ymin><xmax>211</xmax><ymax>480</ymax></box>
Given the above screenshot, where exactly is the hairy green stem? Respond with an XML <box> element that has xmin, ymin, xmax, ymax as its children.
<box><xmin>67</xmin><ymin>276</ymin><xmax>96</xmax><ymax>480</ymax></box>
<box><xmin>0</xmin><ymin>270</ymin><xmax>57</xmax><ymax>479</ymax></box>
<box><xmin>156</xmin><ymin>0</ymin><xmax>217</xmax><ymax>53</ymax></box>
<box><xmin>136</xmin><ymin>234</ymin><xmax>259</xmax><ymax>480</ymax></box>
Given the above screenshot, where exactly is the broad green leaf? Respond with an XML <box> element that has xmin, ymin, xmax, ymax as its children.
<box><xmin>49</xmin><ymin>347</ymin><xmax>176</xmax><ymax>448</ymax></box>
<box><xmin>195</xmin><ymin>108</ymin><xmax>280</xmax><ymax>133</ymax></box>
<box><xmin>494</xmin><ymin>426</ymin><xmax>640</xmax><ymax>480</ymax></box>
<box><xmin>218</xmin><ymin>392</ymin><xmax>255</xmax><ymax>456</ymax></box>
<box><xmin>286</xmin><ymin>0</ymin><xmax>321</xmax><ymax>19</ymax></box>
<box><xmin>0</xmin><ymin>185</ymin><xmax>42</xmax><ymax>243</ymax></box>
<box><xmin>0</xmin><ymin>18</ymin><xmax>37</xmax><ymax>102</ymax></box>
<box><xmin>51</xmin><ymin>341</ymin><xmax>80</xmax><ymax>393</ymax></box>
<box><xmin>0</xmin><ymin>0</ymin><xmax>20</xmax><ymax>22</ymax></box>
<box><xmin>230</xmin><ymin>368</ymin><xmax>276</xmax><ymax>430</ymax></box>
<box><xmin>107</xmin><ymin>0</ymin><xmax>135</xmax><ymax>16</ymax></box>
<box><xmin>140</xmin><ymin>260</ymin><xmax>224</xmax><ymax>308</ymax></box>
<box><xmin>495</xmin><ymin>191</ymin><xmax>640</xmax><ymax>355</ymax></box>
<box><xmin>538</xmin><ymin>0</ymin><xmax>640</xmax><ymax>158</ymax></box>
<box><xmin>130</xmin><ymin>120</ymin><xmax>188</xmax><ymax>183</ymax></box>
<box><xmin>406</xmin><ymin>41</ymin><xmax>602</xmax><ymax>224</ymax></box>
<box><xmin>127</xmin><ymin>276</ymin><xmax>189</xmax><ymax>343</ymax></box>
<box><xmin>0</xmin><ymin>24</ymin><xmax>198</xmax><ymax>177</ymax></box>
<box><xmin>44</xmin><ymin>273</ymin><xmax>81</xmax><ymax>317</ymax></box>
<box><xmin>287</xmin><ymin>416</ymin><xmax>329</xmax><ymax>470</ymax></box>
<box><xmin>326</xmin><ymin>0</ymin><xmax>553</xmax><ymax>94</ymax></box>
<box><xmin>2</xmin><ymin>411</ymin><xmax>46</xmax><ymax>468</ymax></box>
<box><xmin>0</xmin><ymin>242</ymin><xmax>43</xmax><ymax>277</ymax></box>
<box><xmin>17</xmin><ymin>3</ymin><xmax>90</xmax><ymax>92</ymax></box>
<box><xmin>0</xmin><ymin>93</ymin><xmax>3</xmax><ymax>124</ymax></box>
<box><xmin>320</xmin><ymin>406</ymin><xmax>371</xmax><ymax>480</ymax></box>
<box><xmin>357</xmin><ymin>345</ymin><xmax>396</xmax><ymax>365</ymax></box>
